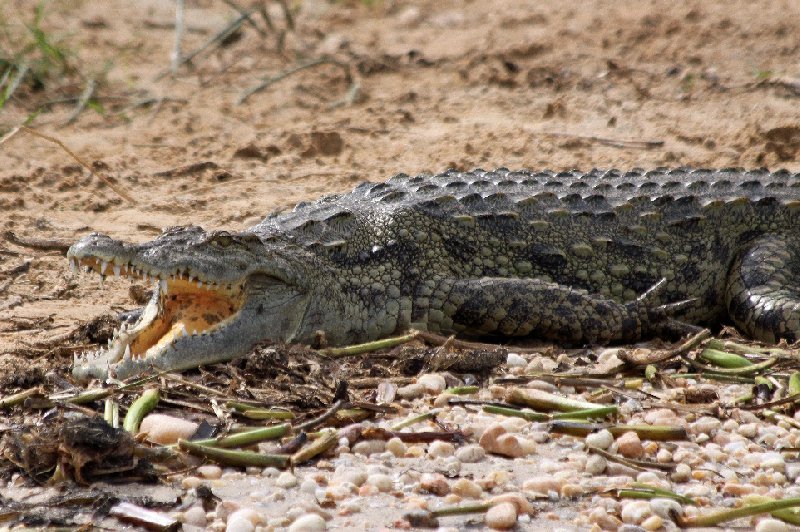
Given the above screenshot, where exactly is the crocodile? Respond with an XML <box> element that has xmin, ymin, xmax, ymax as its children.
<box><xmin>68</xmin><ymin>167</ymin><xmax>800</xmax><ymax>381</ymax></box>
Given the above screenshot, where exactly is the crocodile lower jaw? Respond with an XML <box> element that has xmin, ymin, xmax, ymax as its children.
<box><xmin>69</xmin><ymin>255</ymin><xmax>245</xmax><ymax>380</ymax></box>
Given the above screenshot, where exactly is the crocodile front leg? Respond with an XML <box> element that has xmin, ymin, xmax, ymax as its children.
<box><xmin>419</xmin><ymin>277</ymin><xmax>685</xmax><ymax>345</ymax></box>
<box><xmin>726</xmin><ymin>235</ymin><xmax>800</xmax><ymax>343</ymax></box>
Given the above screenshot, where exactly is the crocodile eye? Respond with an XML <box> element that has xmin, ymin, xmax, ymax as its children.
<box><xmin>210</xmin><ymin>232</ymin><xmax>233</xmax><ymax>248</ymax></box>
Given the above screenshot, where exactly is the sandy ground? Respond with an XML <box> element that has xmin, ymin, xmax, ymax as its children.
<box><xmin>1</xmin><ymin>0</ymin><xmax>800</xmax><ymax>529</ymax></box>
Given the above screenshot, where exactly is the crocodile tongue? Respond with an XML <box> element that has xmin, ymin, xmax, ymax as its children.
<box><xmin>70</xmin><ymin>255</ymin><xmax>245</xmax><ymax>379</ymax></box>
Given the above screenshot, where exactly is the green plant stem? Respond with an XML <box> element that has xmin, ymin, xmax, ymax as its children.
<box><xmin>190</xmin><ymin>423</ymin><xmax>290</xmax><ymax>448</ymax></box>
<box><xmin>0</xmin><ymin>387</ymin><xmax>42</xmax><ymax>408</ymax></box>
<box><xmin>291</xmin><ymin>428</ymin><xmax>337</xmax><ymax>465</ymax></box>
<box><xmin>123</xmin><ymin>388</ymin><xmax>159</xmax><ymax>433</ymax></box>
<box><xmin>506</xmin><ymin>387</ymin><xmax>607</xmax><ymax>412</ymax></box>
<box><xmin>391</xmin><ymin>410</ymin><xmax>439</xmax><ymax>430</ymax></box>
<box><xmin>679</xmin><ymin>497</ymin><xmax>800</xmax><ymax>527</ymax></box>
<box><xmin>178</xmin><ymin>439</ymin><xmax>290</xmax><ymax>468</ymax></box>
<box><xmin>318</xmin><ymin>332</ymin><xmax>418</xmax><ymax>358</ymax></box>
<box><xmin>430</xmin><ymin>502</ymin><xmax>493</xmax><ymax>517</ymax></box>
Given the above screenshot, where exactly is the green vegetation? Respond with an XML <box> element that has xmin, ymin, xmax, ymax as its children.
<box><xmin>0</xmin><ymin>1</ymin><xmax>73</xmax><ymax>109</ymax></box>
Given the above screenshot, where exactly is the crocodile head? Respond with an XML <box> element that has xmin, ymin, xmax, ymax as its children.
<box><xmin>68</xmin><ymin>226</ymin><xmax>314</xmax><ymax>381</ymax></box>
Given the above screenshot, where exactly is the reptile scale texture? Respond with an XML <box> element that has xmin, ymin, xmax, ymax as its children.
<box><xmin>68</xmin><ymin>167</ymin><xmax>800</xmax><ymax>380</ymax></box>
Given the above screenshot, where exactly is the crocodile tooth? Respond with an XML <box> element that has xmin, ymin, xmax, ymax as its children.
<box><xmin>159</xmin><ymin>279</ymin><xmax>168</xmax><ymax>294</ymax></box>
<box><xmin>113</xmin><ymin>264</ymin><xmax>121</xmax><ymax>278</ymax></box>
<box><xmin>197</xmin><ymin>280</ymin><xmax>203</xmax><ymax>289</ymax></box>
<box><xmin>100</xmin><ymin>261</ymin><xmax>108</xmax><ymax>274</ymax></box>
<box><xmin>180</xmin><ymin>324</ymin><xmax>188</xmax><ymax>337</ymax></box>
<box><xmin>192</xmin><ymin>329</ymin><xmax>198</xmax><ymax>336</ymax></box>
<box><xmin>124</xmin><ymin>344</ymin><xmax>131</xmax><ymax>360</ymax></box>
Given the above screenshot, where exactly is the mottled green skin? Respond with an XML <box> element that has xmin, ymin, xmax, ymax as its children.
<box><xmin>69</xmin><ymin>167</ymin><xmax>800</xmax><ymax>379</ymax></box>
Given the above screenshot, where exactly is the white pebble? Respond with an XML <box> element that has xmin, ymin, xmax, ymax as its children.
<box><xmin>636</xmin><ymin>471</ymin><xmax>661</xmax><ymax>484</ymax></box>
<box><xmin>276</xmin><ymin>472</ymin><xmax>299</xmax><ymax>488</ymax></box>
<box><xmin>225</xmin><ymin>515</ymin><xmax>254</xmax><ymax>532</ymax></box>
<box><xmin>620</xmin><ymin>500</ymin><xmax>652</xmax><ymax>524</ymax></box>
<box><xmin>428</xmin><ymin>441</ymin><xmax>455</xmax><ymax>458</ymax></box>
<box><xmin>586</xmin><ymin>429</ymin><xmax>614</xmax><ymax>450</ymax></box>
<box><xmin>485</xmin><ymin>501</ymin><xmax>517</xmax><ymax>529</ymax></box>
<box><xmin>451</xmin><ymin>478</ymin><xmax>483</xmax><ymax>498</ymax></box>
<box><xmin>455</xmin><ymin>444</ymin><xmax>485</xmax><ymax>463</ymax></box>
<box><xmin>584</xmin><ymin>454</ymin><xmax>607</xmax><ymax>475</ymax></box>
<box><xmin>691</xmin><ymin>416</ymin><xmax>722</xmax><ymax>435</ymax></box>
<box><xmin>288</xmin><ymin>513</ymin><xmax>326</xmax><ymax>532</ymax></box>
<box><xmin>386</xmin><ymin>437</ymin><xmax>406</xmax><ymax>457</ymax></box>
<box><xmin>641</xmin><ymin>515</ymin><xmax>664</xmax><ymax>531</ymax></box>
<box><xmin>226</xmin><ymin>509</ymin><xmax>264</xmax><ymax>532</ymax></box>
<box><xmin>352</xmin><ymin>439</ymin><xmax>386</xmax><ymax>456</ymax></box>
<box><xmin>139</xmin><ymin>413</ymin><xmax>198</xmax><ymax>444</ymax></box>
<box><xmin>181</xmin><ymin>476</ymin><xmax>203</xmax><ymax>489</ymax></box>
<box><xmin>300</xmin><ymin>479</ymin><xmax>318</xmax><ymax>493</ymax></box>
<box><xmin>505</xmin><ymin>353</ymin><xmax>526</xmax><ymax>366</ymax></box>
<box><xmin>367</xmin><ymin>473</ymin><xmax>393</xmax><ymax>492</ymax></box>
<box><xmin>650</xmin><ymin>497</ymin><xmax>682</xmax><ymax>519</ymax></box>
<box><xmin>756</xmin><ymin>518</ymin><xmax>789</xmax><ymax>532</ymax></box>
<box><xmin>396</xmin><ymin>383</ymin><xmax>425</xmax><ymax>399</ymax></box>
<box><xmin>197</xmin><ymin>465</ymin><xmax>222</xmax><ymax>480</ymax></box>
<box><xmin>182</xmin><ymin>506</ymin><xmax>207</xmax><ymax>527</ymax></box>
<box><xmin>417</xmin><ymin>373</ymin><xmax>447</xmax><ymax>394</ymax></box>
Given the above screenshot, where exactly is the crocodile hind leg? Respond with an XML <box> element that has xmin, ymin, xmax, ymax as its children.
<box><xmin>726</xmin><ymin>235</ymin><xmax>800</xmax><ymax>343</ymax></box>
<box><xmin>424</xmin><ymin>277</ymin><xmax>684</xmax><ymax>345</ymax></box>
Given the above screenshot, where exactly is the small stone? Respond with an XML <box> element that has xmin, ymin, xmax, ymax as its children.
<box><xmin>367</xmin><ymin>473</ymin><xmax>393</xmax><ymax>492</ymax></box>
<box><xmin>485</xmin><ymin>501</ymin><xmax>518</xmax><ymax>529</ymax></box>
<box><xmin>139</xmin><ymin>413</ymin><xmax>198</xmax><ymax>444</ymax></box>
<box><xmin>397</xmin><ymin>383</ymin><xmax>425</xmax><ymax>400</ymax></box>
<box><xmin>182</xmin><ymin>506</ymin><xmax>207</xmax><ymax>527</ymax></box>
<box><xmin>636</xmin><ymin>471</ymin><xmax>661</xmax><ymax>484</ymax></box>
<box><xmin>650</xmin><ymin>497</ymin><xmax>682</xmax><ymax>519</ymax></box>
<box><xmin>197</xmin><ymin>465</ymin><xmax>222</xmax><ymax>480</ymax></box>
<box><xmin>616</xmin><ymin>431</ymin><xmax>644</xmax><ymax>458</ymax></box>
<box><xmin>585</xmin><ymin>454</ymin><xmax>607</xmax><ymax>474</ymax></box>
<box><xmin>276</xmin><ymin>472</ymin><xmax>299</xmax><ymax>488</ymax></box>
<box><xmin>428</xmin><ymin>440</ymin><xmax>456</xmax><ymax>458</ymax></box>
<box><xmin>641</xmin><ymin>515</ymin><xmax>664</xmax><ymax>531</ymax></box>
<box><xmin>455</xmin><ymin>444</ymin><xmax>486</xmax><ymax>463</ymax></box>
<box><xmin>451</xmin><ymin>478</ymin><xmax>483</xmax><ymax>498</ymax></box>
<box><xmin>226</xmin><ymin>508</ymin><xmax>264</xmax><ymax>532</ymax></box>
<box><xmin>522</xmin><ymin>476</ymin><xmax>563</xmax><ymax>495</ymax></box>
<box><xmin>288</xmin><ymin>513</ymin><xmax>326</xmax><ymax>532</ymax></box>
<box><xmin>420</xmin><ymin>473</ymin><xmax>449</xmax><ymax>496</ymax></box>
<box><xmin>739</xmin><ymin>422</ymin><xmax>760</xmax><ymax>438</ymax></box>
<box><xmin>756</xmin><ymin>518</ymin><xmax>789</xmax><ymax>532</ymax></box>
<box><xmin>386</xmin><ymin>437</ymin><xmax>406</xmax><ymax>457</ymax></box>
<box><xmin>225</xmin><ymin>515</ymin><xmax>254</xmax><ymax>532</ymax></box>
<box><xmin>352</xmin><ymin>439</ymin><xmax>386</xmax><ymax>456</ymax></box>
<box><xmin>671</xmin><ymin>463</ymin><xmax>692</xmax><ymax>482</ymax></box>
<box><xmin>691</xmin><ymin>416</ymin><xmax>722</xmax><ymax>435</ymax></box>
<box><xmin>300</xmin><ymin>479</ymin><xmax>318</xmax><ymax>493</ymax></box>
<box><xmin>181</xmin><ymin>476</ymin><xmax>203</xmax><ymax>489</ymax></box>
<box><xmin>620</xmin><ymin>500</ymin><xmax>652</xmax><ymax>524</ymax></box>
<box><xmin>505</xmin><ymin>353</ymin><xmax>526</xmax><ymax>366</ymax></box>
<box><xmin>586</xmin><ymin>429</ymin><xmax>614</xmax><ymax>450</ymax></box>
<box><xmin>262</xmin><ymin>467</ymin><xmax>281</xmax><ymax>478</ymax></box>
<box><xmin>417</xmin><ymin>374</ymin><xmax>447</xmax><ymax>394</ymax></box>
<box><xmin>656</xmin><ymin>448</ymin><xmax>673</xmax><ymax>463</ymax></box>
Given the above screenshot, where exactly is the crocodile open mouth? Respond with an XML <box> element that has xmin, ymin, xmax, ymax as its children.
<box><xmin>70</xmin><ymin>255</ymin><xmax>245</xmax><ymax>372</ymax></box>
